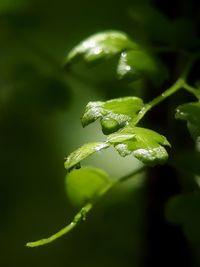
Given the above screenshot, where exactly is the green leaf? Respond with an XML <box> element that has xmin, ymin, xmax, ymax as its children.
<box><xmin>129</xmin><ymin>5</ymin><xmax>173</xmax><ymax>44</ymax></box>
<box><xmin>108</xmin><ymin>127</ymin><xmax>170</xmax><ymax>165</ymax></box>
<box><xmin>171</xmin><ymin>18</ymin><xmax>199</xmax><ymax>50</ymax></box>
<box><xmin>64</xmin><ymin>142</ymin><xmax>109</xmax><ymax>170</ymax></box>
<box><xmin>65</xmin><ymin>167</ymin><xmax>111</xmax><ymax>207</ymax></box>
<box><xmin>170</xmin><ymin>151</ymin><xmax>200</xmax><ymax>176</ymax></box>
<box><xmin>175</xmin><ymin>102</ymin><xmax>200</xmax><ymax>139</ymax></box>
<box><xmin>81</xmin><ymin>97</ymin><xmax>144</xmax><ymax>134</ymax></box>
<box><xmin>65</xmin><ymin>31</ymin><xmax>136</xmax><ymax>65</ymax></box>
<box><xmin>117</xmin><ymin>50</ymin><xmax>169</xmax><ymax>84</ymax></box>
<box><xmin>107</xmin><ymin>132</ymin><xmax>136</xmax><ymax>143</ymax></box>
<box><xmin>166</xmin><ymin>194</ymin><xmax>200</xmax><ymax>243</ymax></box>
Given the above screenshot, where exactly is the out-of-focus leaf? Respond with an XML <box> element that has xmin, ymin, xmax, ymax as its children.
<box><xmin>64</xmin><ymin>142</ymin><xmax>109</xmax><ymax>170</ymax></box>
<box><xmin>0</xmin><ymin>0</ymin><xmax>29</xmax><ymax>13</ymax></box>
<box><xmin>129</xmin><ymin>5</ymin><xmax>172</xmax><ymax>44</ymax></box>
<box><xmin>166</xmin><ymin>194</ymin><xmax>200</xmax><ymax>243</ymax></box>
<box><xmin>175</xmin><ymin>102</ymin><xmax>200</xmax><ymax>139</ymax></box>
<box><xmin>170</xmin><ymin>151</ymin><xmax>200</xmax><ymax>176</ymax></box>
<box><xmin>171</xmin><ymin>19</ymin><xmax>200</xmax><ymax>50</ymax></box>
<box><xmin>117</xmin><ymin>50</ymin><xmax>169</xmax><ymax>85</ymax></box>
<box><xmin>166</xmin><ymin>195</ymin><xmax>188</xmax><ymax>225</ymax></box>
<box><xmin>65</xmin><ymin>31</ymin><xmax>136</xmax><ymax>65</ymax></box>
<box><xmin>81</xmin><ymin>97</ymin><xmax>144</xmax><ymax>134</ymax></box>
<box><xmin>65</xmin><ymin>166</ymin><xmax>110</xmax><ymax>207</ymax></box>
<box><xmin>130</xmin><ymin>5</ymin><xmax>200</xmax><ymax>49</ymax></box>
<box><xmin>108</xmin><ymin>127</ymin><xmax>170</xmax><ymax>165</ymax></box>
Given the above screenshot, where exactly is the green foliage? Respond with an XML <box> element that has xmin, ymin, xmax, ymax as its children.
<box><xmin>129</xmin><ymin>4</ymin><xmax>199</xmax><ymax>49</ymax></box>
<box><xmin>65</xmin><ymin>31</ymin><xmax>136</xmax><ymax>65</ymax></box>
<box><xmin>117</xmin><ymin>50</ymin><xmax>169</xmax><ymax>84</ymax></box>
<box><xmin>63</xmin><ymin>93</ymin><xmax>170</xmax><ymax>170</ymax></box>
<box><xmin>129</xmin><ymin>4</ymin><xmax>172</xmax><ymax>43</ymax></box>
<box><xmin>108</xmin><ymin>127</ymin><xmax>170</xmax><ymax>165</ymax></box>
<box><xmin>66</xmin><ymin>167</ymin><xmax>111</xmax><ymax>207</ymax></box>
<box><xmin>65</xmin><ymin>30</ymin><xmax>168</xmax><ymax>85</ymax></box>
<box><xmin>171</xmin><ymin>151</ymin><xmax>200</xmax><ymax>176</ymax></box>
<box><xmin>166</xmin><ymin>194</ymin><xmax>200</xmax><ymax>243</ymax></box>
<box><xmin>26</xmin><ymin>6</ymin><xmax>200</xmax><ymax>252</ymax></box>
<box><xmin>64</xmin><ymin>125</ymin><xmax>170</xmax><ymax>170</ymax></box>
<box><xmin>81</xmin><ymin>96</ymin><xmax>144</xmax><ymax>134</ymax></box>
<box><xmin>64</xmin><ymin>142</ymin><xmax>109</xmax><ymax>171</ymax></box>
<box><xmin>176</xmin><ymin>102</ymin><xmax>200</xmax><ymax>139</ymax></box>
<box><xmin>2</xmin><ymin>2</ymin><xmax>200</xmax><ymax>267</ymax></box>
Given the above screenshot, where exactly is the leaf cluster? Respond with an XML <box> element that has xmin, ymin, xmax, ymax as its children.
<box><xmin>27</xmin><ymin>8</ymin><xmax>200</xmax><ymax>248</ymax></box>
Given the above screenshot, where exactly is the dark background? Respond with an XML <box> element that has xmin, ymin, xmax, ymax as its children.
<box><xmin>0</xmin><ymin>0</ymin><xmax>200</xmax><ymax>266</ymax></box>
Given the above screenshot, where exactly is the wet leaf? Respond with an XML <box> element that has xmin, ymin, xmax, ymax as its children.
<box><xmin>66</xmin><ymin>167</ymin><xmax>110</xmax><ymax>207</ymax></box>
<box><xmin>117</xmin><ymin>50</ymin><xmax>169</xmax><ymax>85</ymax></box>
<box><xmin>108</xmin><ymin>127</ymin><xmax>170</xmax><ymax>165</ymax></box>
<box><xmin>64</xmin><ymin>142</ymin><xmax>109</xmax><ymax>170</ymax></box>
<box><xmin>171</xmin><ymin>18</ymin><xmax>200</xmax><ymax>50</ymax></box>
<box><xmin>81</xmin><ymin>97</ymin><xmax>144</xmax><ymax>134</ymax></box>
<box><xmin>107</xmin><ymin>132</ymin><xmax>136</xmax><ymax>143</ymax></box>
<box><xmin>65</xmin><ymin>31</ymin><xmax>136</xmax><ymax>65</ymax></box>
<box><xmin>175</xmin><ymin>102</ymin><xmax>200</xmax><ymax>139</ymax></box>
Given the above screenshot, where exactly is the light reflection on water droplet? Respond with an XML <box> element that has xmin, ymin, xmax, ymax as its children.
<box><xmin>93</xmin><ymin>47</ymin><xmax>103</xmax><ymax>55</ymax></box>
<box><xmin>125</xmin><ymin>65</ymin><xmax>131</xmax><ymax>71</ymax></box>
<box><xmin>115</xmin><ymin>143</ymin><xmax>131</xmax><ymax>157</ymax></box>
<box><xmin>95</xmin><ymin>143</ymin><xmax>108</xmax><ymax>152</ymax></box>
<box><xmin>83</xmin><ymin>40</ymin><xmax>96</xmax><ymax>49</ymax></box>
<box><xmin>121</xmin><ymin>52</ymin><xmax>127</xmax><ymax>58</ymax></box>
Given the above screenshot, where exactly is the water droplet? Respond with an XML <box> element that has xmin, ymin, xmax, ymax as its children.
<box><xmin>101</xmin><ymin>118</ymin><xmax>120</xmax><ymax>134</ymax></box>
<box><xmin>93</xmin><ymin>47</ymin><xmax>103</xmax><ymax>55</ymax></box>
<box><xmin>125</xmin><ymin>65</ymin><xmax>131</xmax><ymax>71</ymax></box>
<box><xmin>121</xmin><ymin>52</ymin><xmax>127</xmax><ymax>58</ymax></box>
<box><xmin>83</xmin><ymin>40</ymin><xmax>96</xmax><ymax>49</ymax></box>
<box><xmin>115</xmin><ymin>143</ymin><xmax>131</xmax><ymax>157</ymax></box>
<box><xmin>95</xmin><ymin>143</ymin><xmax>108</xmax><ymax>152</ymax></box>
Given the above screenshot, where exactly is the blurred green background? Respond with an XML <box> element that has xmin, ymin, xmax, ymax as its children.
<box><xmin>0</xmin><ymin>0</ymin><xmax>200</xmax><ymax>266</ymax></box>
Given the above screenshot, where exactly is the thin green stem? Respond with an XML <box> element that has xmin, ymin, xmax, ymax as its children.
<box><xmin>182</xmin><ymin>83</ymin><xmax>200</xmax><ymax>99</ymax></box>
<box><xmin>26</xmin><ymin>203</ymin><xmax>93</xmax><ymax>248</ymax></box>
<box><xmin>26</xmin><ymin>166</ymin><xmax>145</xmax><ymax>248</ymax></box>
<box><xmin>133</xmin><ymin>78</ymin><xmax>184</xmax><ymax>125</ymax></box>
<box><xmin>101</xmin><ymin>165</ymin><xmax>146</xmax><ymax>194</ymax></box>
<box><xmin>133</xmin><ymin>51</ymin><xmax>200</xmax><ymax>125</ymax></box>
<box><xmin>117</xmin><ymin>165</ymin><xmax>146</xmax><ymax>183</ymax></box>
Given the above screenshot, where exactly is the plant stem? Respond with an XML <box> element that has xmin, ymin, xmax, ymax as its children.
<box><xmin>118</xmin><ymin>165</ymin><xmax>146</xmax><ymax>183</ymax></box>
<box><xmin>26</xmin><ymin>203</ymin><xmax>93</xmax><ymax>248</ymax></box>
<box><xmin>133</xmin><ymin>52</ymin><xmax>200</xmax><ymax>125</ymax></box>
<box><xmin>26</xmin><ymin>166</ymin><xmax>145</xmax><ymax>247</ymax></box>
<box><xmin>182</xmin><ymin>83</ymin><xmax>200</xmax><ymax>99</ymax></box>
<box><xmin>133</xmin><ymin>78</ymin><xmax>184</xmax><ymax>125</ymax></box>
